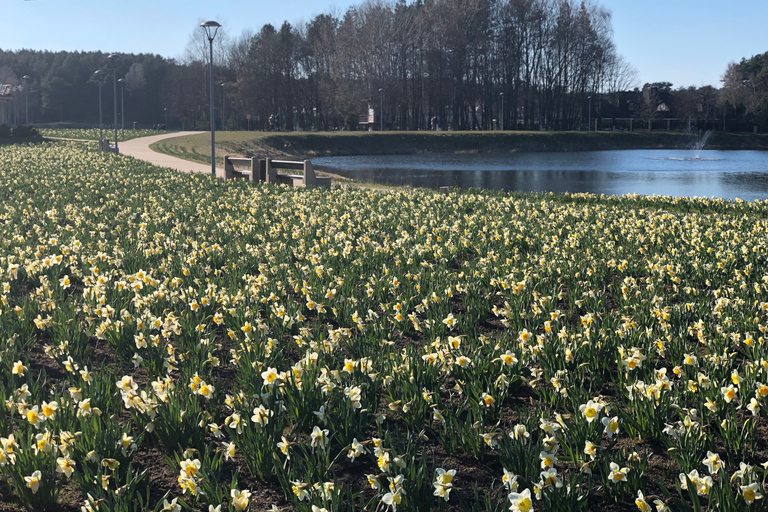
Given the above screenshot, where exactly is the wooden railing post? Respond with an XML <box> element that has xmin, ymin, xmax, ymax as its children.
<box><xmin>218</xmin><ymin>156</ymin><xmax>233</xmax><ymax>179</ymax></box>
<box><xmin>303</xmin><ymin>160</ymin><xmax>316</xmax><ymax>186</ymax></box>
<box><xmin>258</xmin><ymin>159</ymin><xmax>266</xmax><ymax>182</ymax></box>
<box><xmin>265</xmin><ymin>158</ymin><xmax>277</xmax><ymax>184</ymax></box>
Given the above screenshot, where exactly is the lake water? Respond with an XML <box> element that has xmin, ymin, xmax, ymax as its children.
<box><xmin>314</xmin><ymin>150</ymin><xmax>768</xmax><ymax>201</ymax></box>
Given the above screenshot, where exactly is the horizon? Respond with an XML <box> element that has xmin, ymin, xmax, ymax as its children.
<box><xmin>2</xmin><ymin>0</ymin><xmax>766</xmax><ymax>90</ymax></box>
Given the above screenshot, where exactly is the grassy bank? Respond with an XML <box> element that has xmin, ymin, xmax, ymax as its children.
<box><xmin>150</xmin><ymin>130</ymin><xmax>768</xmax><ymax>164</ymax></box>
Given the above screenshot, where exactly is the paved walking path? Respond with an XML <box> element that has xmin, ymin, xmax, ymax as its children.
<box><xmin>119</xmin><ymin>131</ymin><xmax>219</xmax><ymax>175</ymax></box>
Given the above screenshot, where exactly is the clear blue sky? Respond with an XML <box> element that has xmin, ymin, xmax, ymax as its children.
<box><xmin>2</xmin><ymin>0</ymin><xmax>766</xmax><ymax>89</ymax></box>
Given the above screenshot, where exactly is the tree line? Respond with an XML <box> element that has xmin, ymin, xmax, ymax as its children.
<box><xmin>0</xmin><ymin>49</ymin><xmax>168</xmax><ymax>127</ymax></box>
<box><xmin>209</xmin><ymin>0</ymin><xmax>634</xmax><ymax>131</ymax></box>
<box><xmin>1</xmin><ymin>0</ymin><xmax>765</xmax><ymax>133</ymax></box>
<box><xmin>720</xmin><ymin>51</ymin><xmax>768</xmax><ymax>132</ymax></box>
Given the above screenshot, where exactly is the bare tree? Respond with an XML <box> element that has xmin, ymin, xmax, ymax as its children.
<box><xmin>605</xmin><ymin>52</ymin><xmax>638</xmax><ymax>128</ymax></box>
<box><xmin>181</xmin><ymin>21</ymin><xmax>231</xmax><ymax>68</ymax></box>
<box><xmin>720</xmin><ymin>62</ymin><xmax>758</xmax><ymax>115</ymax></box>
<box><xmin>124</xmin><ymin>63</ymin><xmax>147</xmax><ymax>92</ymax></box>
<box><xmin>157</xmin><ymin>0</ymin><xmax>630</xmax><ymax>133</ymax></box>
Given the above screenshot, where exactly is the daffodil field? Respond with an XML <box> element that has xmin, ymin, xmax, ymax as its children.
<box><xmin>3</xmin><ymin>142</ymin><xmax>768</xmax><ymax>512</ymax></box>
<box><xmin>38</xmin><ymin>129</ymin><xmax>169</xmax><ymax>142</ymax></box>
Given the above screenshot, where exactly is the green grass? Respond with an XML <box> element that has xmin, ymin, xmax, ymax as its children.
<box><xmin>150</xmin><ymin>130</ymin><xmax>768</xmax><ymax>165</ymax></box>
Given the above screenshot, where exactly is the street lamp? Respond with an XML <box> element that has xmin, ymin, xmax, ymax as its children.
<box><xmin>499</xmin><ymin>92</ymin><xmax>504</xmax><ymax>131</ymax></box>
<box><xmin>93</xmin><ymin>70</ymin><xmax>106</xmax><ymax>142</ymax></box>
<box><xmin>201</xmin><ymin>20</ymin><xmax>221</xmax><ymax>176</ymax></box>
<box><xmin>378</xmin><ymin>88</ymin><xmax>383</xmax><ymax>131</ymax></box>
<box><xmin>107</xmin><ymin>54</ymin><xmax>119</xmax><ymax>153</ymax></box>
<box><xmin>118</xmin><ymin>78</ymin><xmax>125</xmax><ymax>138</ymax></box>
<box><xmin>164</xmin><ymin>108</ymin><xmax>168</xmax><ymax>130</ymax></box>
<box><xmin>588</xmin><ymin>95</ymin><xmax>592</xmax><ymax>132</ymax></box>
<box><xmin>22</xmin><ymin>75</ymin><xmax>31</xmax><ymax>125</ymax></box>
<box><xmin>221</xmin><ymin>83</ymin><xmax>226</xmax><ymax>131</ymax></box>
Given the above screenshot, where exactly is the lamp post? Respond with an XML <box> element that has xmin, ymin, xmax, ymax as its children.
<box><xmin>201</xmin><ymin>20</ymin><xmax>221</xmax><ymax>176</ymax></box>
<box><xmin>221</xmin><ymin>83</ymin><xmax>226</xmax><ymax>131</ymax></box>
<box><xmin>22</xmin><ymin>75</ymin><xmax>31</xmax><ymax>125</ymax></box>
<box><xmin>499</xmin><ymin>92</ymin><xmax>504</xmax><ymax>131</ymax></box>
<box><xmin>93</xmin><ymin>70</ymin><xmax>106</xmax><ymax>142</ymax></box>
<box><xmin>588</xmin><ymin>95</ymin><xmax>592</xmax><ymax>131</ymax></box>
<box><xmin>164</xmin><ymin>108</ymin><xmax>168</xmax><ymax>130</ymax></box>
<box><xmin>118</xmin><ymin>78</ymin><xmax>125</xmax><ymax>138</ymax></box>
<box><xmin>378</xmin><ymin>88</ymin><xmax>383</xmax><ymax>131</ymax></box>
<box><xmin>107</xmin><ymin>54</ymin><xmax>119</xmax><ymax>153</ymax></box>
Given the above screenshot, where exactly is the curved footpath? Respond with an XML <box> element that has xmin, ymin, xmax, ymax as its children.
<box><xmin>118</xmin><ymin>131</ymin><xmax>219</xmax><ymax>175</ymax></box>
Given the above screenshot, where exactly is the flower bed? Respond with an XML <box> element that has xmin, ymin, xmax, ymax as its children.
<box><xmin>1</xmin><ymin>142</ymin><xmax>768</xmax><ymax>511</ymax></box>
<box><xmin>39</xmin><ymin>129</ymin><xmax>169</xmax><ymax>142</ymax></box>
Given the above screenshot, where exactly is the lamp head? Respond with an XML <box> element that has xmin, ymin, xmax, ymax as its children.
<box><xmin>201</xmin><ymin>21</ymin><xmax>221</xmax><ymax>41</ymax></box>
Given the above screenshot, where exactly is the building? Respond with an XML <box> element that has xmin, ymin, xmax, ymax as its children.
<box><xmin>0</xmin><ymin>84</ymin><xmax>19</xmax><ymax>125</ymax></box>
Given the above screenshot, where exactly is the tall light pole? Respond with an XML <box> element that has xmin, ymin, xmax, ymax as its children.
<box><xmin>118</xmin><ymin>78</ymin><xmax>125</xmax><ymax>138</ymax></box>
<box><xmin>378</xmin><ymin>88</ymin><xmax>383</xmax><ymax>131</ymax></box>
<box><xmin>93</xmin><ymin>70</ymin><xmax>106</xmax><ymax>142</ymax></box>
<box><xmin>22</xmin><ymin>75</ymin><xmax>31</xmax><ymax>125</ymax></box>
<box><xmin>107</xmin><ymin>54</ymin><xmax>119</xmax><ymax>153</ymax></box>
<box><xmin>221</xmin><ymin>83</ymin><xmax>226</xmax><ymax>131</ymax></box>
<box><xmin>164</xmin><ymin>108</ymin><xmax>168</xmax><ymax>130</ymax></box>
<box><xmin>588</xmin><ymin>95</ymin><xmax>592</xmax><ymax>132</ymax></box>
<box><xmin>201</xmin><ymin>20</ymin><xmax>221</xmax><ymax>176</ymax></box>
<box><xmin>499</xmin><ymin>92</ymin><xmax>504</xmax><ymax>131</ymax></box>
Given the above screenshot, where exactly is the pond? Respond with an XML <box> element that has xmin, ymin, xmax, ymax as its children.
<box><xmin>313</xmin><ymin>150</ymin><xmax>768</xmax><ymax>201</ymax></box>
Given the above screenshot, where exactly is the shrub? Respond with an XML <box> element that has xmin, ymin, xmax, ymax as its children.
<box><xmin>12</xmin><ymin>125</ymin><xmax>39</xmax><ymax>138</ymax></box>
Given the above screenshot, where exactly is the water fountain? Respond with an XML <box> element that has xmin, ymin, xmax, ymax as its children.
<box><xmin>657</xmin><ymin>130</ymin><xmax>718</xmax><ymax>162</ymax></box>
<box><xmin>688</xmin><ymin>129</ymin><xmax>713</xmax><ymax>159</ymax></box>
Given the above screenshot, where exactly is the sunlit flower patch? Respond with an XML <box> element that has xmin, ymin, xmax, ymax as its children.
<box><xmin>38</xmin><ymin>128</ymin><xmax>169</xmax><ymax>142</ymax></box>
<box><xmin>2</xmin><ymin>141</ymin><xmax>768</xmax><ymax>511</ymax></box>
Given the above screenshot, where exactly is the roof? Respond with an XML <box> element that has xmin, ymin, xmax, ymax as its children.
<box><xmin>0</xmin><ymin>84</ymin><xmax>15</xmax><ymax>97</ymax></box>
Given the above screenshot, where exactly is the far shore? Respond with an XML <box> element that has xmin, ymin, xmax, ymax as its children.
<box><xmin>149</xmin><ymin>130</ymin><xmax>768</xmax><ymax>165</ymax></box>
